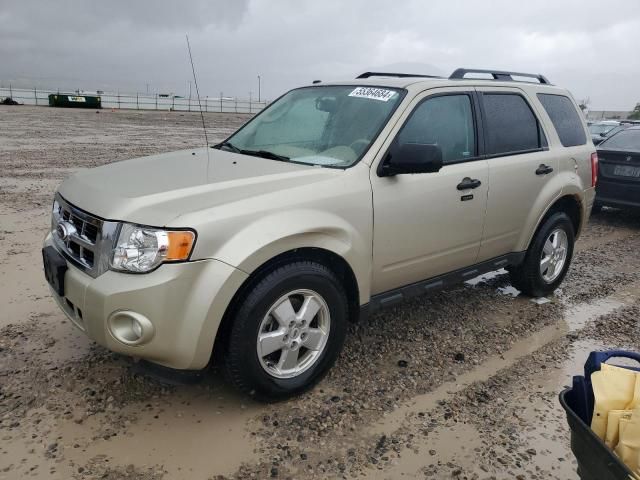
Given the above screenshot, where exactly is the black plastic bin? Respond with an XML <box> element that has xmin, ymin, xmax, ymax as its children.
<box><xmin>559</xmin><ymin>350</ymin><xmax>640</xmax><ymax>480</ymax></box>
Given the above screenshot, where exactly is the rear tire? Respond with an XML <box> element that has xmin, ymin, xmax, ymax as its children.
<box><xmin>223</xmin><ymin>261</ymin><xmax>348</xmax><ymax>401</ymax></box>
<box><xmin>509</xmin><ymin>211</ymin><xmax>575</xmax><ymax>297</ymax></box>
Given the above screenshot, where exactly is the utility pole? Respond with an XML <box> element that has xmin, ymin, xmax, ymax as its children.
<box><xmin>257</xmin><ymin>75</ymin><xmax>261</xmax><ymax>103</ymax></box>
<box><xmin>146</xmin><ymin>83</ymin><xmax>150</xmax><ymax>95</ymax></box>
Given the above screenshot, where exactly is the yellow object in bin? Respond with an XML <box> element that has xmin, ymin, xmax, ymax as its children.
<box><xmin>628</xmin><ymin>373</ymin><xmax>640</xmax><ymax>410</ymax></box>
<box><xmin>605</xmin><ymin>410</ymin><xmax>633</xmax><ymax>449</ymax></box>
<box><xmin>615</xmin><ymin>406</ymin><xmax>640</xmax><ymax>476</ymax></box>
<box><xmin>591</xmin><ymin>365</ymin><xmax>638</xmax><ymax>439</ymax></box>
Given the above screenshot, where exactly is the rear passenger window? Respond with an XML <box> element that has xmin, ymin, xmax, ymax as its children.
<box><xmin>482</xmin><ymin>93</ymin><xmax>544</xmax><ymax>156</ymax></box>
<box><xmin>537</xmin><ymin>94</ymin><xmax>587</xmax><ymax>147</ymax></box>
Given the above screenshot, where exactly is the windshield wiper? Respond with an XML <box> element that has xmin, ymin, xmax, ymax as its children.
<box><xmin>213</xmin><ymin>142</ymin><xmax>290</xmax><ymax>162</ymax></box>
<box><xmin>241</xmin><ymin>149</ymin><xmax>290</xmax><ymax>162</ymax></box>
<box><xmin>213</xmin><ymin>141</ymin><xmax>241</xmax><ymax>153</ymax></box>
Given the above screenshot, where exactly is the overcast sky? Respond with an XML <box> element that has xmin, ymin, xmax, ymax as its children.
<box><xmin>1</xmin><ymin>0</ymin><xmax>639</xmax><ymax>109</ymax></box>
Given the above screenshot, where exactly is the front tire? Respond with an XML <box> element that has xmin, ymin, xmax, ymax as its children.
<box><xmin>223</xmin><ymin>261</ymin><xmax>348</xmax><ymax>401</ymax></box>
<box><xmin>509</xmin><ymin>211</ymin><xmax>575</xmax><ymax>297</ymax></box>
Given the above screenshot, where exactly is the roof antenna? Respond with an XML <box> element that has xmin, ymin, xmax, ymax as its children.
<box><xmin>186</xmin><ymin>34</ymin><xmax>210</xmax><ymax>155</ymax></box>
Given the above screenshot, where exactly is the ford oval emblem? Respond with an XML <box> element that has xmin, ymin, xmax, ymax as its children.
<box><xmin>56</xmin><ymin>221</ymin><xmax>77</xmax><ymax>241</ymax></box>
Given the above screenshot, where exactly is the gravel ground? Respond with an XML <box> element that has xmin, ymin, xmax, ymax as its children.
<box><xmin>1</xmin><ymin>105</ymin><xmax>640</xmax><ymax>479</ymax></box>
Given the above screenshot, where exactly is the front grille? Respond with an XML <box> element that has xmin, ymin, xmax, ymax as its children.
<box><xmin>51</xmin><ymin>194</ymin><xmax>120</xmax><ymax>278</ymax></box>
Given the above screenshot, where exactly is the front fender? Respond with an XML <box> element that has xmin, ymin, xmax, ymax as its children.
<box><xmin>212</xmin><ymin>209</ymin><xmax>372</xmax><ymax>305</ymax></box>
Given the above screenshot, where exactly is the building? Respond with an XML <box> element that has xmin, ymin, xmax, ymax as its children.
<box><xmin>586</xmin><ymin>110</ymin><xmax>632</xmax><ymax>121</ymax></box>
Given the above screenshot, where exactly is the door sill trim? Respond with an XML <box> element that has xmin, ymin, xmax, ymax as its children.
<box><xmin>362</xmin><ymin>252</ymin><xmax>525</xmax><ymax>317</ymax></box>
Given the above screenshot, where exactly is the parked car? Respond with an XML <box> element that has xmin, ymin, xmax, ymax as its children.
<box><xmin>598</xmin><ymin>123</ymin><xmax>631</xmax><ymax>141</ymax></box>
<box><xmin>594</xmin><ymin>126</ymin><xmax>640</xmax><ymax>211</ymax></box>
<box><xmin>590</xmin><ymin>121</ymin><xmax>621</xmax><ymax>145</ymax></box>
<box><xmin>43</xmin><ymin>68</ymin><xmax>596</xmax><ymax>400</ymax></box>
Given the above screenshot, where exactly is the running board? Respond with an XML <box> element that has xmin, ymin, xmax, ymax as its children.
<box><xmin>362</xmin><ymin>252</ymin><xmax>525</xmax><ymax>317</ymax></box>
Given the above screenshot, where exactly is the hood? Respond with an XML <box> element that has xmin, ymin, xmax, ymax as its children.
<box><xmin>58</xmin><ymin>148</ymin><xmax>342</xmax><ymax>226</ymax></box>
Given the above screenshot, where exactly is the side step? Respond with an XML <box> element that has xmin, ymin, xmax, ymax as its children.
<box><xmin>364</xmin><ymin>252</ymin><xmax>525</xmax><ymax>316</ymax></box>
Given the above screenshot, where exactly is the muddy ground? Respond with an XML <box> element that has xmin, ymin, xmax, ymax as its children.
<box><xmin>1</xmin><ymin>105</ymin><xmax>639</xmax><ymax>480</ymax></box>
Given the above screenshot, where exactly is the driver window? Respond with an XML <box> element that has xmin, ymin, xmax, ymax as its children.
<box><xmin>396</xmin><ymin>94</ymin><xmax>476</xmax><ymax>164</ymax></box>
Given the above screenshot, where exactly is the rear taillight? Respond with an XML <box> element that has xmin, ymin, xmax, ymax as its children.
<box><xmin>591</xmin><ymin>152</ymin><xmax>598</xmax><ymax>187</ymax></box>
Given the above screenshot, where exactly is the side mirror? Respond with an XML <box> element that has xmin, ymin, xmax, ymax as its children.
<box><xmin>600</xmin><ymin>132</ymin><xmax>607</xmax><ymax>138</ymax></box>
<box><xmin>379</xmin><ymin>143</ymin><xmax>443</xmax><ymax>177</ymax></box>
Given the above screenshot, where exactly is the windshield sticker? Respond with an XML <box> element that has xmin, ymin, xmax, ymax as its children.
<box><xmin>348</xmin><ymin>87</ymin><xmax>396</xmax><ymax>102</ymax></box>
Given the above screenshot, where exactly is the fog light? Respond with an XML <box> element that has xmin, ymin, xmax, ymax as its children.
<box><xmin>107</xmin><ymin>311</ymin><xmax>154</xmax><ymax>345</ymax></box>
<box><xmin>132</xmin><ymin>319</ymin><xmax>143</xmax><ymax>339</ymax></box>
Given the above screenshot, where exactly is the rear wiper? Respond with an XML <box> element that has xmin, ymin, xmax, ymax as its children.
<box><xmin>242</xmin><ymin>149</ymin><xmax>290</xmax><ymax>162</ymax></box>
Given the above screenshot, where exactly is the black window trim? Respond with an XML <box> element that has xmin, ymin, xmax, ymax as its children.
<box><xmin>476</xmin><ymin>90</ymin><xmax>550</xmax><ymax>160</ymax></box>
<box><xmin>377</xmin><ymin>90</ymin><xmax>483</xmax><ymax>176</ymax></box>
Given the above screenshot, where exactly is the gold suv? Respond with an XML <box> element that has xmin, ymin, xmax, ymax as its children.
<box><xmin>43</xmin><ymin>68</ymin><xmax>597</xmax><ymax>400</ymax></box>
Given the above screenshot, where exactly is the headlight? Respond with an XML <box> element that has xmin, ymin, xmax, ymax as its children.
<box><xmin>110</xmin><ymin>224</ymin><xmax>196</xmax><ymax>273</ymax></box>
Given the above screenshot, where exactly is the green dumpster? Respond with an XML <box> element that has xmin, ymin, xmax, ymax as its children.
<box><xmin>48</xmin><ymin>94</ymin><xmax>102</xmax><ymax>109</ymax></box>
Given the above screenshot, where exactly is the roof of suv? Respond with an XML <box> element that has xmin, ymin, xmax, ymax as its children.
<box><xmin>319</xmin><ymin>68</ymin><xmax>570</xmax><ymax>95</ymax></box>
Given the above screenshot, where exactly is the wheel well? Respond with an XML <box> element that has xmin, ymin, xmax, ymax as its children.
<box><xmin>211</xmin><ymin>248</ymin><xmax>360</xmax><ymax>365</ymax></box>
<box><xmin>546</xmin><ymin>195</ymin><xmax>582</xmax><ymax>237</ymax></box>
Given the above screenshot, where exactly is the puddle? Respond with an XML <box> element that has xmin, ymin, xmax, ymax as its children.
<box><xmin>560</xmin><ymin>279</ymin><xmax>640</xmax><ymax>330</ymax></box>
<box><xmin>508</xmin><ymin>339</ymin><xmax>609</xmax><ymax>479</ymax></box>
<box><xmin>61</xmin><ymin>383</ymin><xmax>260</xmax><ymax>478</ymax></box>
<box><xmin>365</xmin><ymin>422</ymin><xmax>483</xmax><ymax>479</ymax></box>
<box><xmin>0</xmin><ymin>377</ymin><xmax>262</xmax><ymax>479</ymax></box>
<box><xmin>369</xmin><ymin>316</ymin><xmax>566</xmax><ymax>438</ymax></box>
<box><xmin>0</xmin><ymin>209</ymin><xmax>53</xmax><ymax>329</ymax></box>
<box><xmin>365</xmin><ymin>280</ymin><xmax>640</xmax><ymax>478</ymax></box>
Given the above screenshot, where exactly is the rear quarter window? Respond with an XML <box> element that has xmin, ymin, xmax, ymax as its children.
<box><xmin>537</xmin><ymin>94</ymin><xmax>587</xmax><ymax>147</ymax></box>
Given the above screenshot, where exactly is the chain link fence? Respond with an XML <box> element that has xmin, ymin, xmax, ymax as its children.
<box><xmin>0</xmin><ymin>86</ymin><xmax>268</xmax><ymax>114</ymax></box>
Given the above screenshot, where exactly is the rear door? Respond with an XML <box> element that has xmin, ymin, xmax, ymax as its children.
<box><xmin>475</xmin><ymin>87</ymin><xmax>558</xmax><ymax>261</ymax></box>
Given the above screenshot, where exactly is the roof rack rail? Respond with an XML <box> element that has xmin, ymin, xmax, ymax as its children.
<box><xmin>356</xmin><ymin>72</ymin><xmax>442</xmax><ymax>79</ymax></box>
<box><xmin>449</xmin><ymin>68</ymin><xmax>551</xmax><ymax>85</ymax></box>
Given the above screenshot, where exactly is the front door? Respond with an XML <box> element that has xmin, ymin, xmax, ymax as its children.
<box><xmin>370</xmin><ymin>89</ymin><xmax>489</xmax><ymax>295</ymax></box>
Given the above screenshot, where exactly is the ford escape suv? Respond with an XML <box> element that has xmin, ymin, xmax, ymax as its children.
<box><xmin>43</xmin><ymin>68</ymin><xmax>597</xmax><ymax>400</ymax></box>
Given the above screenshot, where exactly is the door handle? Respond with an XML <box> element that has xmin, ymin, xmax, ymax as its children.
<box><xmin>536</xmin><ymin>164</ymin><xmax>554</xmax><ymax>175</ymax></box>
<box><xmin>457</xmin><ymin>177</ymin><xmax>482</xmax><ymax>190</ymax></box>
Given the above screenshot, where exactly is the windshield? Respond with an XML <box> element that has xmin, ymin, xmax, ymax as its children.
<box><xmin>589</xmin><ymin>123</ymin><xmax>618</xmax><ymax>135</ymax></box>
<box><xmin>221</xmin><ymin>85</ymin><xmax>404</xmax><ymax>167</ymax></box>
<box><xmin>599</xmin><ymin>129</ymin><xmax>640</xmax><ymax>150</ymax></box>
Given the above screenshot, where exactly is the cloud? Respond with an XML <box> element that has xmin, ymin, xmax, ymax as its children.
<box><xmin>1</xmin><ymin>0</ymin><xmax>638</xmax><ymax>108</ymax></box>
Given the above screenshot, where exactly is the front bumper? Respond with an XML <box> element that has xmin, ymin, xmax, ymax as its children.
<box><xmin>44</xmin><ymin>233</ymin><xmax>247</xmax><ymax>370</ymax></box>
